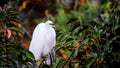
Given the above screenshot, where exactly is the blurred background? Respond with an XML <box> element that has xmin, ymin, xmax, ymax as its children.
<box><xmin>0</xmin><ymin>0</ymin><xmax>120</xmax><ymax>68</ymax></box>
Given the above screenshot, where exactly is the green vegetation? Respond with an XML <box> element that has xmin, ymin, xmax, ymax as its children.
<box><xmin>49</xmin><ymin>1</ymin><xmax>120</xmax><ymax>68</ymax></box>
<box><xmin>0</xmin><ymin>0</ymin><xmax>35</xmax><ymax>67</ymax></box>
<box><xmin>0</xmin><ymin>0</ymin><xmax>120</xmax><ymax>68</ymax></box>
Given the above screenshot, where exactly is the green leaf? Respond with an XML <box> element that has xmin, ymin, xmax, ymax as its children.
<box><xmin>57</xmin><ymin>33</ymin><xmax>64</xmax><ymax>40</ymax></box>
<box><xmin>61</xmin><ymin>34</ymin><xmax>70</xmax><ymax>43</ymax></box>
<box><xmin>26</xmin><ymin>51</ymin><xmax>35</xmax><ymax>61</ymax></box>
<box><xmin>53</xmin><ymin>57</ymin><xmax>65</xmax><ymax>68</ymax></box>
<box><xmin>72</xmin><ymin>27</ymin><xmax>80</xmax><ymax>35</ymax></box>
<box><xmin>0</xmin><ymin>55</ymin><xmax>7</xmax><ymax>59</ymax></box>
<box><xmin>86</xmin><ymin>57</ymin><xmax>96</xmax><ymax>68</ymax></box>
<box><xmin>9</xmin><ymin>26</ymin><xmax>24</xmax><ymax>34</ymax></box>
<box><xmin>10</xmin><ymin>18</ymin><xmax>22</xmax><ymax>23</ymax></box>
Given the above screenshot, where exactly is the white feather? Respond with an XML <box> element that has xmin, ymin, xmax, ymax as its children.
<box><xmin>29</xmin><ymin>20</ymin><xmax>56</xmax><ymax>61</ymax></box>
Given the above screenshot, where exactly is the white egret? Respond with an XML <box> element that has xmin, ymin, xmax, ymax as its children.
<box><xmin>29</xmin><ymin>20</ymin><xmax>56</xmax><ymax>64</ymax></box>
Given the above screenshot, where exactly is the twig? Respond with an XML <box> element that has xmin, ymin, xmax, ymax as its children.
<box><xmin>61</xmin><ymin>48</ymin><xmax>75</xmax><ymax>68</ymax></box>
<box><xmin>22</xmin><ymin>27</ymin><xmax>31</xmax><ymax>40</ymax></box>
<box><xmin>61</xmin><ymin>40</ymin><xmax>84</xmax><ymax>68</ymax></box>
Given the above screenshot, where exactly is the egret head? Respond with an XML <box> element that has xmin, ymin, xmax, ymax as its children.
<box><xmin>46</xmin><ymin>20</ymin><xmax>53</xmax><ymax>24</ymax></box>
<box><xmin>45</xmin><ymin>20</ymin><xmax>55</xmax><ymax>27</ymax></box>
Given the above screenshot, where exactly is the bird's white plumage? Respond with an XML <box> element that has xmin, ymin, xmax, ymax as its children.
<box><xmin>29</xmin><ymin>20</ymin><xmax>56</xmax><ymax>60</ymax></box>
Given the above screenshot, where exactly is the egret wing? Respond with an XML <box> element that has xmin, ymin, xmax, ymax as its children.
<box><xmin>29</xmin><ymin>23</ymin><xmax>46</xmax><ymax>60</ymax></box>
<box><xmin>42</xmin><ymin>27</ymin><xmax>56</xmax><ymax>55</ymax></box>
<box><xmin>42</xmin><ymin>27</ymin><xmax>56</xmax><ymax>64</ymax></box>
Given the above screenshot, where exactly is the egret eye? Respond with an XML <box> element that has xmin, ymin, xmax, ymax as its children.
<box><xmin>49</xmin><ymin>23</ymin><xmax>54</xmax><ymax>25</ymax></box>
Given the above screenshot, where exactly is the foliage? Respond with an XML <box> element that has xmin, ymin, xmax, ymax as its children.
<box><xmin>46</xmin><ymin>0</ymin><xmax>120</xmax><ymax>68</ymax></box>
<box><xmin>0</xmin><ymin>0</ymin><xmax>120</xmax><ymax>68</ymax></box>
<box><xmin>0</xmin><ymin>0</ymin><xmax>35</xmax><ymax>67</ymax></box>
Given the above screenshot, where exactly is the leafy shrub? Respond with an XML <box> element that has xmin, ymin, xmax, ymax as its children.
<box><xmin>0</xmin><ymin>0</ymin><xmax>120</xmax><ymax>68</ymax></box>
<box><xmin>0</xmin><ymin>0</ymin><xmax>35</xmax><ymax>67</ymax></box>
<box><xmin>47</xmin><ymin>1</ymin><xmax>120</xmax><ymax>68</ymax></box>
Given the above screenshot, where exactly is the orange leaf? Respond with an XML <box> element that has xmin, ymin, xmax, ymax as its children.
<box><xmin>90</xmin><ymin>36</ymin><xmax>96</xmax><ymax>41</ymax></box>
<box><xmin>61</xmin><ymin>54</ymin><xmax>68</xmax><ymax>60</ymax></box>
<box><xmin>19</xmin><ymin>1</ymin><xmax>29</xmax><ymax>11</ymax></box>
<box><xmin>60</xmin><ymin>49</ymin><xmax>65</xmax><ymax>53</ymax></box>
<box><xmin>81</xmin><ymin>55</ymin><xmax>90</xmax><ymax>61</ymax></box>
<box><xmin>86</xmin><ymin>45</ymin><xmax>92</xmax><ymax>51</ymax></box>
<box><xmin>22</xmin><ymin>41</ymin><xmax>30</xmax><ymax>48</ymax></box>
<box><xmin>70</xmin><ymin>58</ymin><xmax>80</xmax><ymax>63</ymax></box>
<box><xmin>13</xmin><ymin>31</ymin><xmax>17</xmax><ymax>36</ymax></box>
<box><xmin>76</xmin><ymin>41</ymin><xmax>82</xmax><ymax>47</ymax></box>
<box><xmin>18</xmin><ymin>33</ymin><xmax>23</xmax><ymax>37</ymax></box>
<box><xmin>57</xmin><ymin>49</ymin><xmax>68</xmax><ymax>60</ymax></box>
<box><xmin>7</xmin><ymin>29</ymin><xmax>12</xmax><ymax>39</ymax></box>
<box><xmin>12</xmin><ymin>21</ymin><xmax>22</xmax><ymax>28</ymax></box>
<box><xmin>18</xmin><ymin>23</ymin><xmax>22</xmax><ymax>28</ymax></box>
<box><xmin>80</xmin><ymin>0</ymin><xmax>85</xmax><ymax>6</ymax></box>
<box><xmin>0</xmin><ymin>6</ymin><xmax>2</xmax><ymax>12</ymax></box>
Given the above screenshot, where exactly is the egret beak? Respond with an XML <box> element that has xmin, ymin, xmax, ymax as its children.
<box><xmin>52</xmin><ymin>24</ymin><xmax>57</xmax><ymax>28</ymax></box>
